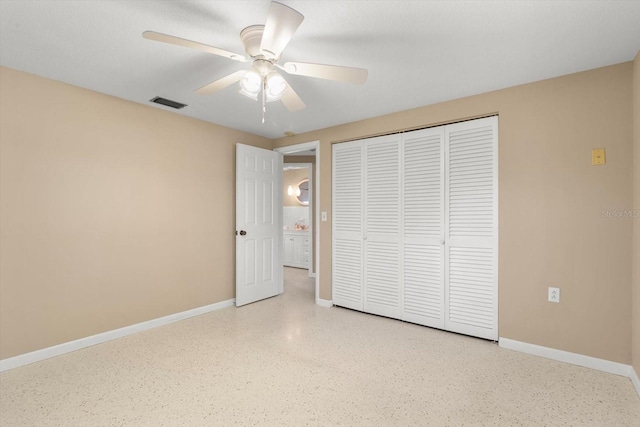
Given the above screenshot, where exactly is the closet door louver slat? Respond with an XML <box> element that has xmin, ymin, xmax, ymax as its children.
<box><xmin>333</xmin><ymin>240</ymin><xmax>363</xmax><ymax>305</ymax></box>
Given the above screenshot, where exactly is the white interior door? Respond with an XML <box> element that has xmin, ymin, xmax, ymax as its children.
<box><xmin>236</xmin><ymin>144</ymin><xmax>282</xmax><ymax>307</ymax></box>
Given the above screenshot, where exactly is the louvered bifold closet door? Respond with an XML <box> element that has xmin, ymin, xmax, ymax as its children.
<box><xmin>402</xmin><ymin>128</ymin><xmax>445</xmax><ymax>329</ymax></box>
<box><xmin>332</xmin><ymin>142</ymin><xmax>364</xmax><ymax>311</ymax></box>
<box><xmin>363</xmin><ymin>135</ymin><xmax>402</xmax><ymax>319</ymax></box>
<box><xmin>444</xmin><ymin>116</ymin><xmax>498</xmax><ymax>340</ymax></box>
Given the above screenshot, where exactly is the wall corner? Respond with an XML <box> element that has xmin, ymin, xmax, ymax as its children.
<box><xmin>632</xmin><ymin>50</ymin><xmax>640</xmax><ymax>380</ymax></box>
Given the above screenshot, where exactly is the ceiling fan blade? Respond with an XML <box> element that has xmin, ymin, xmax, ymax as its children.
<box><xmin>143</xmin><ymin>31</ymin><xmax>248</xmax><ymax>63</ymax></box>
<box><xmin>282</xmin><ymin>62</ymin><xmax>368</xmax><ymax>85</ymax></box>
<box><xmin>281</xmin><ymin>82</ymin><xmax>305</xmax><ymax>112</ymax></box>
<box><xmin>259</xmin><ymin>2</ymin><xmax>304</xmax><ymax>59</ymax></box>
<box><xmin>195</xmin><ymin>70</ymin><xmax>246</xmax><ymax>95</ymax></box>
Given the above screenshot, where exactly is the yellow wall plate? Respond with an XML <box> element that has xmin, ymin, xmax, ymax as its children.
<box><xmin>592</xmin><ymin>148</ymin><xmax>605</xmax><ymax>165</ymax></box>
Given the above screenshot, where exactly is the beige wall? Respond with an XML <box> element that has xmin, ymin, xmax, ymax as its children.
<box><xmin>275</xmin><ymin>62</ymin><xmax>634</xmax><ymax>364</ymax></box>
<box><xmin>0</xmin><ymin>66</ymin><xmax>272</xmax><ymax>359</ymax></box>
<box><xmin>283</xmin><ymin>168</ymin><xmax>309</xmax><ymax>208</ymax></box>
<box><xmin>2</xmin><ymin>60</ymin><xmax>637</xmax><ymax>368</ymax></box>
<box><xmin>633</xmin><ymin>51</ymin><xmax>640</xmax><ymax>377</ymax></box>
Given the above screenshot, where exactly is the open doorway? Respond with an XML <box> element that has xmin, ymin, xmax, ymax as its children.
<box><xmin>274</xmin><ymin>141</ymin><xmax>320</xmax><ymax>304</ymax></box>
<box><xmin>283</xmin><ymin>163</ymin><xmax>312</xmax><ymax>270</ymax></box>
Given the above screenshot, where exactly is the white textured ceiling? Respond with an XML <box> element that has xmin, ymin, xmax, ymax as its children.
<box><xmin>1</xmin><ymin>1</ymin><xmax>639</xmax><ymax>139</ymax></box>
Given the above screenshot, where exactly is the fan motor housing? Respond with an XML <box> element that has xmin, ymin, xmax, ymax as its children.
<box><xmin>240</xmin><ymin>25</ymin><xmax>266</xmax><ymax>58</ymax></box>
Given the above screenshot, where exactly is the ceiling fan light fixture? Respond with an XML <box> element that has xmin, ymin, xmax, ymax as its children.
<box><xmin>239</xmin><ymin>88</ymin><xmax>258</xmax><ymax>100</ymax></box>
<box><xmin>265</xmin><ymin>73</ymin><xmax>287</xmax><ymax>101</ymax></box>
<box><xmin>240</xmin><ymin>69</ymin><xmax>262</xmax><ymax>95</ymax></box>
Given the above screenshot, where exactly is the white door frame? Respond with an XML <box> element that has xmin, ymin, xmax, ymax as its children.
<box><xmin>275</xmin><ymin>141</ymin><xmax>321</xmax><ymax>305</ymax></box>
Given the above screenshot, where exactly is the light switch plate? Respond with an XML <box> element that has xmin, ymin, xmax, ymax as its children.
<box><xmin>548</xmin><ymin>287</ymin><xmax>560</xmax><ymax>303</ymax></box>
<box><xmin>592</xmin><ymin>148</ymin><xmax>605</xmax><ymax>165</ymax></box>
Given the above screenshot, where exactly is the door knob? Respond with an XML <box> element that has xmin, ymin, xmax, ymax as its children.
<box><xmin>239</xmin><ymin>230</ymin><xmax>247</xmax><ymax>236</ymax></box>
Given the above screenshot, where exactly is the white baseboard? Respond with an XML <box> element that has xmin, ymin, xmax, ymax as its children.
<box><xmin>316</xmin><ymin>298</ymin><xmax>333</xmax><ymax>308</ymax></box>
<box><xmin>499</xmin><ymin>338</ymin><xmax>631</xmax><ymax>377</ymax></box>
<box><xmin>631</xmin><ymin>366</ymin><xmax>640</xmax><ymax>397</ymax></box>
<box><xmin>0</xmin><ymin>298</ymin><xmax>235</xmax><ymax>372</ymax></box>
<box><xmin>309</xmin><ymin>272</ymin><xmax>317</xmax><ymax>278</ymax></box>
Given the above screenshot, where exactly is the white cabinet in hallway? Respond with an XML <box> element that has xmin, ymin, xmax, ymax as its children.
<box><xmin>283</xmin><ymin>231</ymin><xmax>309</xmax><ymax>269</ymax></box>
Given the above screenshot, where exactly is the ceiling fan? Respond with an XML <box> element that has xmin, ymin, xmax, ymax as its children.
<box><xmin>143</xmin><ymin>1</ymin><xmax>368</xmax><ymax>122</ymax></box>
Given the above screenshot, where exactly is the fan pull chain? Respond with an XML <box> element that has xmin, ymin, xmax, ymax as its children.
<box><xmin>261</xmin><ymin>76</ymin><xmax>267</xmax><ymax>124</ymax></box>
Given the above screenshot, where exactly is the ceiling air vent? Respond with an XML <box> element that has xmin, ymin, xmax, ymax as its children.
<box><xmin>149</xmin><ymin>96</ymin><xmax>187</xmax><ymax>109</ymax></box>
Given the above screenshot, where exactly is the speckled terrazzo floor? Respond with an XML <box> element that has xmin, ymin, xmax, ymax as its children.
<box><xmin>1</xmin><ymin>267</ymin><xmax>639</xmax><ymax>426</ymax></box>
